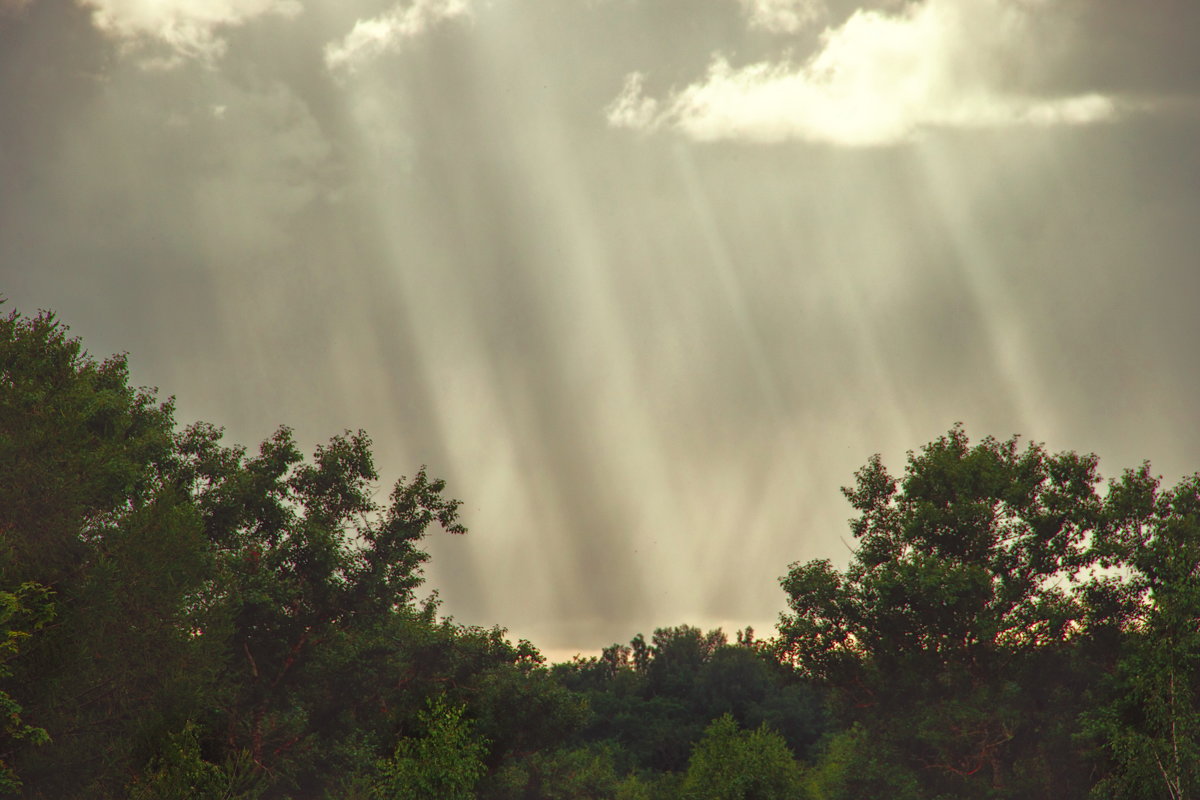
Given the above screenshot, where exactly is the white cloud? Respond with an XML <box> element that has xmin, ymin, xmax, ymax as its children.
<box><xmin>324</xmin><ymin>0</ymin><xmax>471</xmax><ymax>73</ymax></box>
<box><xmin>736</xmin><ymin>0</ymin><xmax>825</xmax><ymax>34</ymax></box>
<box><xmin>605</xmin><ymin>73</ymin><xmax>661</xmax><ymax>132</ymax></box>
<box><xmin>610</xmin><ymin>0</ymin><xmax>1116</xmax><ymax>146</ymax></box>
<box><xmin>78</xmin><ymin>0</ymin><xmax>301</xmax><ymax>64</ymax></box>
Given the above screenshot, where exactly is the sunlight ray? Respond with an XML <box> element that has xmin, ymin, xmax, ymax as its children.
<box><xmin>913</xmin><ymin>137</ymin><xmax>1048</xmax><ymax>436</ymax></box>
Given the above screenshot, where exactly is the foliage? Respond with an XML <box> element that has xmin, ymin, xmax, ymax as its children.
<box><xmin>484</xmin><ymin>743</ymin><xmax>627</xmax><ymax>800</ymax></box>
<box><xmin>0</xmin><ymin>307</ymin><xmax>492</xmax><ymax>797</ymax></box>
<box><xmin>0</xmin><ymin>307</ymin><xmax>205</xmax><ymax>797</ymax></box>
<box><xmin>125</xmin><ymin>722</ymin><xmax>264</xmax><ymax>800</ymax></box>
<box><xmin>555</xmin><ymin>626</ymin><xmax>827</xmax><ymax>778</ymax></box>
<box><xmin>173</xmin><ymin>420</ymin><xmax>469</xmax><ymax>793</ymax></box>
<box><xmin>0</xmin><ymin>584</ymin><xmax>53</xmax><ymax>795</ymax></box>
<box><xmin>1084</xmin><ymin>469</ymin><xmax>1200</xmax><ymax>800</ymax></box>
<box><xmin>777</xmin><ymin>426</ymin><xmax>1106</xmax><ymax>796</ymax></box>
<box><xmin>10</xmin><ymin>303</ymin><xmax>1200</xmax><ymax>799</ymax></box>
<box><xmin>679</xmin><ymin>714</ymin><xmax>804</xmax><ymax>800</ymax></box>
<box><xmin>374</xmin><ymin>698</ymin><xmax>488</xmax><ymax>800</ymax></box>
<box><xmin>801</xmin><ymin>724</ymin><xmax>921</xmax><ymax>800</ymax></box>
<box><xmin>0</xmin><ymin>308</ymin><xmax>175</xmax><ymax>586</ymax></box>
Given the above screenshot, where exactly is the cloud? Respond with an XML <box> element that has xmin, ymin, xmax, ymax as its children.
<box><xmin>736</xmin><ymin>0</ymin><xmax>825</xmax><ymax>34</ymax></box>
<box><xmin>605</xmin><ymin>72</ymin><xmax>661</xmax><ymax>131</ymax></box>
<box><xmin>324</xmin><ymin>0</ymin><xmax>471</xmax><ymax>73</ymax></box>
<box><xmin>47</xmin><ymin>72</ymin><xmax>333</xmax><ymax>259</ymax></box>
<box><xmin>609</xmin><ymin>0</ymin><xmax>1117</xmax><ymax>146</ymax></box>
<box><xmin>78</xmin><ymin>0</ymin><xmax>301</xmax><ymax>64</ymax></box>
<box><xmin>0</xmin><ymin>0</ymin><xmax>34</xmax><ymax>17</ymax></box>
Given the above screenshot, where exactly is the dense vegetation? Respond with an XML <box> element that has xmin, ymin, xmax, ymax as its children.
<box><xmin>2</xmin><ymin>304</ymin><xmax>1199</xmax><ymax>799</ymax></box>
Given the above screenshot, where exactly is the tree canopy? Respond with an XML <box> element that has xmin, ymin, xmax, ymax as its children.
<box><xmin>778</xmin><ymin>426</ymin><xmax>1200</xmax><ymax>799</ymax></box>
<box><xmin>3</xmin><ymin>304</ymin><xmax>1200</xmax><ymax>799</ymax></box>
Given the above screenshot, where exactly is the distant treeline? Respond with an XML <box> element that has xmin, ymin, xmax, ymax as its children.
<box><xmin>2</xmin><ymin>304</ymin><xmax>1198</xmax><ymax>799</ymax></box>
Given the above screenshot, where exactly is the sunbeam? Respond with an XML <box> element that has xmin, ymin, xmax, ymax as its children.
<box><xmin>3</xmin><ymin>0</ymin><xmax>1199</xmax><ymax>661</ymax></box>
<box><xmin>913</xmin><ymin>136</ymin><xmax>1050</xmax><ymax>437</ymax></box>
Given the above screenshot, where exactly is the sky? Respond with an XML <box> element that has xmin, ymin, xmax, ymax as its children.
<box><xmin>2</xmin><ymin>0</ymin><xmax>1199</xmax><ymax>659</ymax></box>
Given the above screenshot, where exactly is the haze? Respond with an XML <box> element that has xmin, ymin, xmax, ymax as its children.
<box><xmin>2</xmin><ymin>0</ymin><xmax>1199</xmax><ymax>659</ymax></box>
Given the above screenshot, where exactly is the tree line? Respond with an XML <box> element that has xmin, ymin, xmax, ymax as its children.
<box><xmin>2</xmin><ymin>304</ymin><xmax>1198</xmax><ymax>799</ymax></box>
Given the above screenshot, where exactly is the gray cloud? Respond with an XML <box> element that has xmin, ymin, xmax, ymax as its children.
<box><xmin>0</xmin><ymin>0</ymin><xmax>33</xmax><ymax>17</ymax></box>
<box><xmin>3</xmin><ymin>0</ymin><xmax>1200</xmax><ymax>656</ymax></box>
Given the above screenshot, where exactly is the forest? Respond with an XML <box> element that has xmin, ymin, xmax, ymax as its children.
<box><xmin>2</xmin><ymin>303</ymin><xmax>1199</xmax><ymax>800</ymax></box>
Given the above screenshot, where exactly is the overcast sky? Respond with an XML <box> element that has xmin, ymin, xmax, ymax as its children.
<box><xmin>2</xmin><ymin>0</ymin><xmax>1199</xmax><ymax>658</ymax></box>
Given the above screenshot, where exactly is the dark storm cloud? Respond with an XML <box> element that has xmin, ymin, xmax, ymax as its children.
<box><xmin>3</xmin><ymin>0</ymin><xmax>1200</xmax><ymax>655</ymax></box>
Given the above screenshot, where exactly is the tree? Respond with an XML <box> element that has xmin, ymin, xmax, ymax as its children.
<box><xmin>0</xmin><ymin>305</ymin><xmax>480</xmax><ymax>797</ymax></box>
<box><xmin>170</xmin><ymin>421</ymin><xmax>470</xmax><ymax>795</ymax></box>
<box><xmin>646</xmin><ymin>626</ymin><xmax>727</xmax><ymax>699</ymax></box>
<box><xmin>125</xmin><ymin>722</ymin><xmax>264</xmax><ymax>800</ymax></box>
<box><xmin>0</xmin><ymin>307</ymin><xmax>213</xmax><ymax>797</ymax></box>
<box><xmin>0</xmin><ymin>308</ymin><xmax>175</xmax><ymax>587</ymax></box>
<box><xmin>0</xmin><ymin>584</ymin><xmax>53</xmax><ymax>795</ymax></box>
<box><xmin>679</xmin><ymin>715</ymin><xmax>803</xmax><ymax>800</ymax></box>
<box><xmin>801</xmin><ymin>724</ymin><xmax>921</xmax><ymax>800</ymax></box>
<box><xmin>374</xmin><ymin>698</ymin><xmax>488</xmax><ymax>800</ymax></box>
<box><xmin>777</xmin><ymin>426</ymin><xmax>1104</xmax><ymax>796</ymax></box>
<box><xmin>484</xmin><ymin>744</ymin><xmax>628</xmax><ymax>800</ymax></box>
<box><xmin>1085</xmin><ymin>468</ymin><xmax>1200</xmax><ymax>800</ymax></box>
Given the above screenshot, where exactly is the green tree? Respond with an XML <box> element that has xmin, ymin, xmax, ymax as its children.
<box><xmin>0</xmin><ymin>305</ymin><xmax>486</xmax><ymax>797</ymax></box>
<box><xmin>801</xmin><ymin>724</ymin><xmax>921</xmax><ymax>800</ymax></box>
<box><xmin>0</xmin><ymin>583</ymin><xmax>53</xmax><ymax>795</ymax></box>
<box><xmin>125</xmin><ymin>722</ymin><xmax>263</xmax><ymax>800</ymax></box>
<box><xmin>168</xmin><ymin>420</ymin><xmax>470</xmax><ymax>794</ymax></box>
<box><xmin>552</xmin><ymin>625</ymin><xmax>827</xmax><ymax>782</ymax></box>
<box><xmin>375</xmin><ymin>698</ymin><xmax>488</xmax><ymax>800</ymax></box>
<box><xmin>679</xmin><ymin>714</ymin><xmax>803</xmax><ymax>800</ymax></box>
<box><xmin>1085</xmin><ymin>468</ymin><xmax>1200</xmax><ymax>800</ymax></box>
<box><xmin>777</xmin><ymin>426</ymin><xmax>1104</xmax><ymax>797</ymax></box>
<box><xmin>646</xmin><ymin>627</ymin><xmax>727</xmax><ymax>699</ymax></box>
<box><xmin>484</xmin><ymin>744</ymin><xmax>627</xmax><ymax>800</ymax></box>
<box><xmin>0</xmin><ymin>308</ymin><xmax>175</xmax><ymax>587</ymax></box>
<box><xmin>0</xmin><ymin>307</ymin><xmax>215</xmax><ymax>797</ymax></box>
